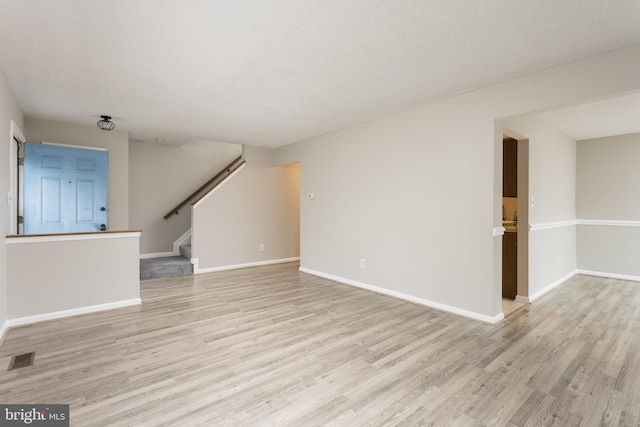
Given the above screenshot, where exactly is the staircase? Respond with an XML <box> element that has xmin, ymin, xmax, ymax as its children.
<box><xmin>141</xmin><ymin>155</ymin><xmax>245</xmax><ymax>281</ymax></box>
<box><xmin>140</xmin><ymin>245</ymin><xmax>193</xmax><ymax>280</ymax></box>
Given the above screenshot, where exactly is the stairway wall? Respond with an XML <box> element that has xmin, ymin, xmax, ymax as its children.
<box><xmin>129</xmin><ymin>139</ymin><xmax>242</xmax><ymax>255</ymax></box>
<box><xmin>192</xmin><ymin>145</ymin><xmax>300</xmax><ymax>272</ymax></box>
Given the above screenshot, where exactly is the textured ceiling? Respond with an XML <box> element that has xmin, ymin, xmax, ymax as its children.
<box><xmin>537</xmin><ymin>92</ymin><xmax>640</xmax><ymax>141</ymax></box>
<box><xmin>1</xmin><ymin>1</ymin><xmax>640</xmax><ymax>147</ymax></box>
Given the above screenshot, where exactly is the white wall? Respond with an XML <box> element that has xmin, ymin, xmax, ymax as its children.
<box><xmin>577</xmin><ymin>226</ymin><xmax>640</xmax><ymax>278</ymax></box>
<box><xmin>6</xmin><ymin>233</ymin><xmax>140</xmax><ymax>320</ymax></box>
<box><xmin>502</xmin><ymin>114</ymin><xmax>577</xmax><ymax>299</ymax></box>
<box><xmin>278</xmin><ymin>109</ymin><xmax>498</xmax><ymax>320</ymax></box>
<box><xmin>0</xmin><ymin>68</ymin><xmax>24</xmax><ymax>336</ymax></box>
<box><xmin>275</xmin><ymin>45</ymin><xmax>640</xmax><ymax>321</ymax></box>
<box><xmin>129</xmin><ymin>139</ymin><xmax>241</xmax><ymax>254</ymax></box>
<box><xmin>192</xmin><ymin>145</ymin><xmax>300</xmax><ymax>271</ymax></box>
<box><xmin>576</xmin><ymin>132</ymin><xmax>640</xmax><ymax>279</ymax></box>
<box><xmin>25</xmin><ymin>117</ymin><xmax>130</xmax><ymax>230</ymax></box>
<box><xmin>577</xmin><ymin>133</ymin><xmax>640</xmax><ymax>220</ymax></box>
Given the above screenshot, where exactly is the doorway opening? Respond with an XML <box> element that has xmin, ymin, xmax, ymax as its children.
<box><xmin>280</xmin><ymin>161</ymin><xmax>301</xmax><ymax>263</ymax></box>
<box><xmin>22</xmin><ymin>142</ymin><xmax>109</xmax><ymax>234</ymax></box>
<box><xmin>10</xmin><ymin>128</ymin><xmax>111</xmax><ymax>235</ymax></box>
<box><xmin>501</xmin><ymin>129</ymin><xmax>529</xmax><ymax>317</ymax></box>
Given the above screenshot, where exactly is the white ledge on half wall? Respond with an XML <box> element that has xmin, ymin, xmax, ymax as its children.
<box><xmin>6</xmin><ymin>230</ymin><xmax>141</xmax><ymax>244</ymax></box>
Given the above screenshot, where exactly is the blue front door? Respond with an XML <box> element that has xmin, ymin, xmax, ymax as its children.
<box><xmin>24</xmin><ymin>143</ymin><xmax>109</xmax><ymax>234</ymax></box>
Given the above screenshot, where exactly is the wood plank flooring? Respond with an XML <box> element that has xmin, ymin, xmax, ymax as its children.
<box><xmin>502</xmin><ymin>298</ymin><xmax>526</xmax><ymax>317</ymax></box>
<box><xmin>0</xmin><ymin>263</ymin><xmax>639</xmax><ymax>426</ymax></box>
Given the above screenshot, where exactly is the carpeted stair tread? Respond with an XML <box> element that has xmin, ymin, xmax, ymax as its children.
<box><xmin>140</xmin><ymin>256</ymin><xmax>193</xmax><ymax>280</ymax></box>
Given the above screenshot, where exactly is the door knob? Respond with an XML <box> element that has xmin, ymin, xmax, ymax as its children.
<box><xmin>100</xmin><ymin>224</ymin><xmax>106</xmax><ymax>231</ymax></box>
<box><xmin>100</xmin><ymin>206</ymin><xmax>106</xmax><ymax>211</ymax></box>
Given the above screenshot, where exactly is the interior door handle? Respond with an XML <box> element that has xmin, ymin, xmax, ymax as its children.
<box><xmin>100</xmin><ymin>206</ymin><xmax>106</xmax><ymax>211</ymax></box>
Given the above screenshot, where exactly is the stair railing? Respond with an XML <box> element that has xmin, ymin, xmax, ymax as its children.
<box><xmin>164</xmin><ymin>155</ymin><xmax>245</xmax><ymax>219</ymax></box>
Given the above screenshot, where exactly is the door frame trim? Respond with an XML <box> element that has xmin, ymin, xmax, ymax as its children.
<box><xmin>9</xmin><ymin>120</ymin><xmax>25</xmax><ymax>235</ymax></box>
<box><xmin>42</xmin><ymin>142</ymin><xmax>107</xmax><ymax>151</ymax></box>
<box><xmin>23</xmin><ymin>142</ymin><xmax>110</xmax><ymax>234</ymax></box>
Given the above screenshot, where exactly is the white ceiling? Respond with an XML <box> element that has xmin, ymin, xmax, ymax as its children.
<box><xmin>1</xmin><ymin>1</ymin><xmax>640</xmax><ymax>147</ymax></box>
<box><xmin>537</xmin><ymin>92</ymin><xmax>640</xmax><ymax>141</ymax></box>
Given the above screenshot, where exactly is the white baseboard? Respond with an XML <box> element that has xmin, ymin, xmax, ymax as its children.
<box><xmin>139</xmin><ymin>251</ymin><xmax>175</xmax><ymax>259</ymax></box>
<box><xmin>577</xmin><ymin>270</ymin><xmax>640</xmax><ymax>282</ymax></box>
<box><xmin>173</xmin><ymin>229</ymin><xmax>192</xmax><ymax>255</ymax></box>
<box><xmin>140</xmin><ymin>230</ymin><xmax>192</xmax><ymax>259</ymax></box>
<box><xmin>528</xmin><ymin>270</ymin><xmax>578</xmax><ymax>303</ymax></box>
<box><xmin>299</xmin><ymin>267</ymin><xmax>504</xmax><ymax>324</ymax></box>
<box><xmin>195</xmin><ymin>257</ymin><xmax>300</xmax><ymax>274</ymax></box>
<box><xmin>4</xmin><ymin>298</ymin><xmax>142</xmax><ymax>329</ymax></box>
<box><xmin>515</xmin><ymin>295</ymin><xmax>530</xmax><ymax>304</ymax></box>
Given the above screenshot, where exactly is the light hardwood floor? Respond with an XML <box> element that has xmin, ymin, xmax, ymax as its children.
<box><xmin>502</xmin><ymin>298</ymin><xmax>526</xmax><ymax>317</ymax></box>
<box><xmin>1</xmin><ymin>263</ymin><xmax>639</xmax><ymax>426</ymax></box>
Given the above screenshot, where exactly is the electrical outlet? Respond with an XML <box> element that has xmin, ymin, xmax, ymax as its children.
<box><xmin>260</xmin><ymin>244</ymin><xmax>265</xmax><ymax>251</ymax></box>
<box><xmin>360</xmin><ymin>259</ymin><xmax>366</xmax><ymax>268</ymax></box>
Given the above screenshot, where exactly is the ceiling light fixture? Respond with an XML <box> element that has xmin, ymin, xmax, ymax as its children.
<box><xmin>97</xmin><ymin>115</ymin><xmax>115</xmax><ymax>131</ymax></box>
<box><xmin>154</xmin><ymin>137</ymin><xmax>165</xmax><ymax>143</ymax></box>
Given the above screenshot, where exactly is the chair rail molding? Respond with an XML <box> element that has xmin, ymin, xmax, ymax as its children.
<box><xmin>576</xmin><ymin>219</ymin><xmax>640</xmax><ymax>227</ymax></box>
<box><xmin>529</xmin><ymin>220</ymin><xmax>577</xmax><ymax>231</ymax></box>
